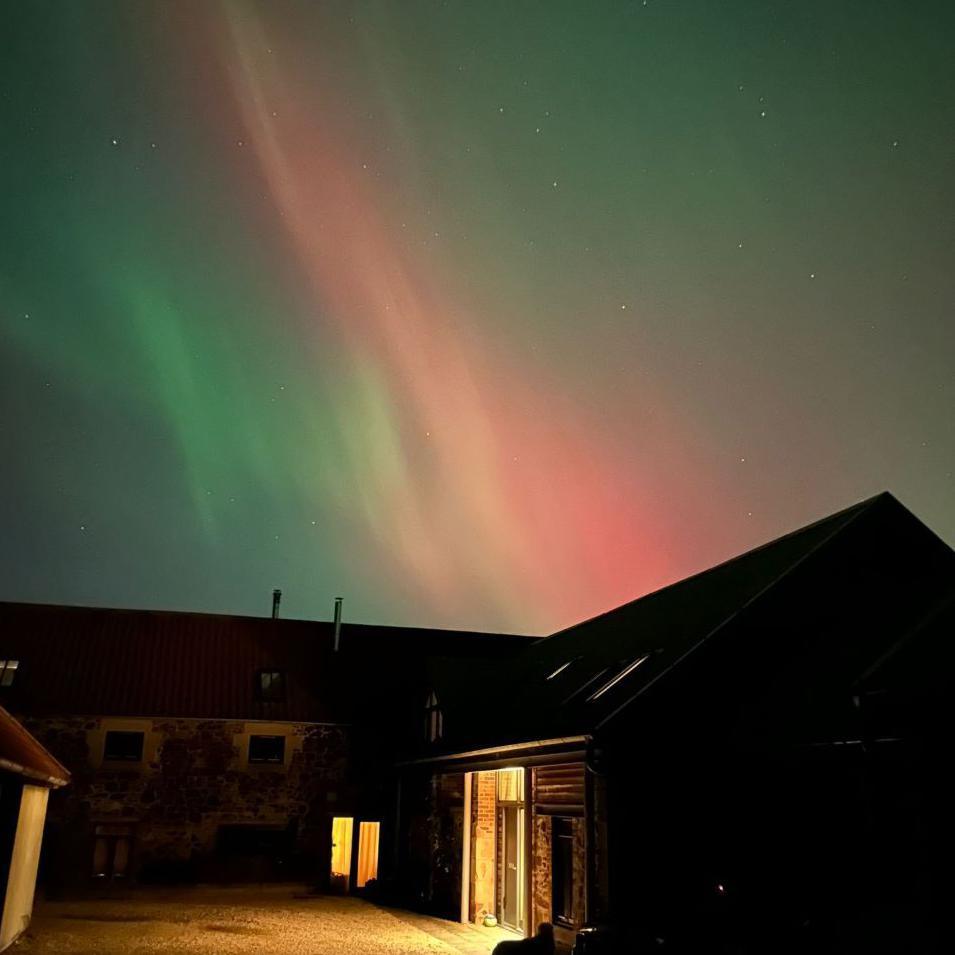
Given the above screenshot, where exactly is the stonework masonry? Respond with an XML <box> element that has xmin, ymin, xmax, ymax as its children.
<box><xmin>19</xmin><ymin>714</ymin><xmax>350</xmax><ymax>886</ymax></box>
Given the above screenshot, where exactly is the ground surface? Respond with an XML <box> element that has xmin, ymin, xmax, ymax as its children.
<box><xmin>18</xmin><ymin>886</ymin><xmax>515</xmax><ymax>955</ymax></box>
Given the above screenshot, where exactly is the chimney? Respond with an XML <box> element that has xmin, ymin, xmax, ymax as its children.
<box><xmin>271</xmin><ymin>588</ymin><xmax>282</xmax><ymax>619</ymax></box>
<box><xmin>333</xmin><ymin>596</ymin><xmax>343</xmax><ymax>651</ymax></box>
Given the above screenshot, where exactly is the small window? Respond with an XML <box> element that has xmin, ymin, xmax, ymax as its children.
<box><xmin>256</xmin><ymin>670</ymin><xmax>285</xmax><ymax>701</ymax></box>
<box><xmin>424</xmin><ymin>691</ymin><xmax>443</xmax><ymax>743</ymax></box>
<box><xmin>0</xmin><ymin>660</ymin><xmax>19</xmax><ymax>687</ymax></box>
<box><xmin>552</xmin><ymin>816</ymin><xmax>576</xmax><ymax>926</ymax></box>
<box><xmin>103</xmin><ymin>730</ymin><xmax>144</xmax><ymax>762</ymax></box>
<box><xmin>248</xmin><ymin>734</ymin><xmax>285</xmax><ymax>764</ymax></box>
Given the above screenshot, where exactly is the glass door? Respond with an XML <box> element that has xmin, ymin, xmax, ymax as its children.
<box><xmin>330</xmin><ymin>816</ymin><xmax>353</xmax><ymax>892</ymax></box>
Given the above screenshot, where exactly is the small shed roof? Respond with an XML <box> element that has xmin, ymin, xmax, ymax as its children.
<box><xmin>0</xmin><ymin>705</ymin><xmax>70</xmax><ymax>787</ymax></box>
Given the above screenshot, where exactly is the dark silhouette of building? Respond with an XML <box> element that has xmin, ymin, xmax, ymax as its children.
<box><xmin>394</xmin><ymin>492</ymin><xmax>954</xmax><ymax>953</ymax></box>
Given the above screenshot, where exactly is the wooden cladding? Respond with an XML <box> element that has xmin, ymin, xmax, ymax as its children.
<box><xmin>533</xmin><ymin>762</ymin><xmax>585</xmax><ymax>816</ymax></box>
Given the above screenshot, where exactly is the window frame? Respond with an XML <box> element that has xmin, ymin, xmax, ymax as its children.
<box><xmin>256</xmin><ymin>669</ymin><xmax>286</xmax><ymax>702</ymax></box>
<box><xmin>424</xmin><ymin>690</ymin><xmax>443</xmax><ymax>743</ymax></box>
<box><xmin>248</xmin><ymin>733</ymin><xmax>286</xmax><ymax>765</ymax></box>
<box><xmin>103</xmin><ymin>729</ymin><xmax>145</xmax><ymax>763</ymax></box>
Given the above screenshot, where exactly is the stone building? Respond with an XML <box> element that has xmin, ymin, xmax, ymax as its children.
<box><xmin>0</xmin><ymin>602</ymin><xmax>526</xmax><ymax>890</ymax></box>
<box><xmin>394</xmin><ymin>493</ymin><xmax>955</xmax><ymax>953</ymax></box>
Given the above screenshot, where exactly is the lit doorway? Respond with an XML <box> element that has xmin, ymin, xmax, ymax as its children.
<box><xmin>330</xmin><ymin>816</ymin><xmax>380</xmax><ymax>892</ymax></box>
<box><xmin>330</xmin><ymin>816</ymin><xmax>353</xmax><ymax>891</ymax></box>
<box><xmin>356</xmin><ymin>821</ymin><xmax>380</xmax><ymax>888</ymax></box>
<box><xmin>462</xmin><ymin>768</ymin><xmax>526</xmax><ymax>935</ymax></box>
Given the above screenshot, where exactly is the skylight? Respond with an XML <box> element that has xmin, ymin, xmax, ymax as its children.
<box><xmin>546</xmin><ymin>659</ymin><xmax>575</xmax><ymax>681</ymax></box>
<box><xmin>586</xmin><ymin>654</ymin><xmax>650</xmax><ymax>702</ymax></box>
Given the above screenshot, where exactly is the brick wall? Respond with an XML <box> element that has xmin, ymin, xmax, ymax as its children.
<box><xmin>22</xmin><ymin>714</ymin><xmax>349</xmax><ymax>886</ymax></box>
<box><xmin>470</xmin><ymin>771</ymin><xmax>497</xmax><ymax>922</ymax></box>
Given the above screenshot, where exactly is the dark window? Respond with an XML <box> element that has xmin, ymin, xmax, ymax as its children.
<box><xmin>256</xmin><ymin>670</ymin><xmax>285</xmax><ymax>701</ymax></box>
<box><xmin>103</xmin><ymin>730</ymin><xmax>144</xmax><ymax>762</ymax></box>
<box><xmin>0</xmin><ymin>660</ymin><xmax>19</xmax><ymax>687</ymax></box>
<box><xmin>424</xmin><ymin>691</ymin><xmax>443</xmax><ymax>742</ymax></box>
<box><xmin>249</xmin><ymin>734</ymin><xmax>285</xmax><ymax>764</ymax></box>
<box><xmin>552</xmin><ymin>817</ymin><xmax>575</xmax><ymax>926</ymax></box>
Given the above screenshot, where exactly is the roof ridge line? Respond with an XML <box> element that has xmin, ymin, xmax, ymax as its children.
<box><xmin>593</xmin><ymin>494</ymin><xmax>880</xmax><ymax>731</ymax></box>
<box><xmin>543</xmin><ymin>493</ymin><xmax>889</xmax><ymax>644</ymax></box>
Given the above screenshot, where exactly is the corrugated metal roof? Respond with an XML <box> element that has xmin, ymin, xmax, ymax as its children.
<box><xmin>0</xmin><ymin>704</ymin><xmax>70</xmax><ymax>786</ymax></box>
<box><xmin>0</xmin><ymin>603</ymin><xmax>528</xmax><ymax>723</ymax></box>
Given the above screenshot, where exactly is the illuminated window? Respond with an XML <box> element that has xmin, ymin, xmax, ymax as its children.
<box><xmin>256</xmin><ymin>670</ymin><xmax>285</xmax><ymax>701</ymax></box>
<box><xmin>496</xmin><ymin>767</ymin><xmax>524</xmax><ymax>802</ymax></box>
<box><xmin>586</xmin><ymin>654</ymin><xmax>651</xmax><ymax>702</ymax></box>
<box><xmin>249</xmin><ymin>734</ymin><xmax>285</xmax><ymax>764</ymax></box>
<box><xmin>425</xmin><ymin>691</ymin><xmax>443</xmax><ymax>742</ymax></box>
<box><xmin>103</xmin><ymin>730</ymin><xmax>144</xmax><ymax>762</ymax></box>
<box><xmin>0</xmin><ymin>660</ymin><xmax>19</xmax><ymax>687</ymax></box>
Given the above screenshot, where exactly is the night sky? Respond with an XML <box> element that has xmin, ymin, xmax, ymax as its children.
<box><xmin>2</xmin><ymin>1</ymin><xmax>953</xmax><ymax>635</ymax></box>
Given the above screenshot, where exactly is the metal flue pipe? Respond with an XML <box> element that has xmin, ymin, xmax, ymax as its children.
<box><xmin>333</xmin><ymin>596</ymin><xmax>343</xmax><ymax>651</ymax></box>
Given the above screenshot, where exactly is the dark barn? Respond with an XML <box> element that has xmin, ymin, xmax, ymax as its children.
<box><xmin>394</xmin><ymin>493</ymin><xmax>954</xmax><ymax>953</ymax></box>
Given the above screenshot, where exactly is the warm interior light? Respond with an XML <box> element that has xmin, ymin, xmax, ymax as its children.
<box><xmin>356</xmin><ymin>821</ymin><xmax>380</xmax><ymax>888</ymax></box>
<box><xmin>496</xmin><ymin>767</ymin><xmax>524</xmax><ymax>802</ymax></box>
<box><xmin>330</xmin><ymin>816</ymin><xmax>353</xmax><ymax>879</ymax></box>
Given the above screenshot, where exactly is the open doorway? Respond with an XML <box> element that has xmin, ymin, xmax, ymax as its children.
<box><xmin>330</xmin><ymin>816</ymin><xmax>380</xmax><ymax>893</ymax></box>
<box><xmin>464</xmin><ymin>768</ymin><xmax>526</xmax><ymax>935</ymax></box>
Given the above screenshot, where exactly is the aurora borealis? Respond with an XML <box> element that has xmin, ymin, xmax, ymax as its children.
<box><xmin>2</xmin><ymin>1</ymin><xmax>953</xmax><ymax>634</ymax></box>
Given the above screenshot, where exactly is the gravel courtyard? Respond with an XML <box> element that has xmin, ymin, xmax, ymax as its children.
<box><xmin>17</xmin><ymin>886</ymin><xmax>513</xmax><ymax>955</ymax></box>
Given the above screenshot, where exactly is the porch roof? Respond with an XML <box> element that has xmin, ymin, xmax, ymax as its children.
<box><xmin>0</xmin><ymin>704</ymin><xmax>70</xmax><ymax>787</ymax></box>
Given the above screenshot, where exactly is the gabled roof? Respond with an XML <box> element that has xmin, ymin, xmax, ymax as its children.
<box><xmin>0</xmin><ymin>602</ymin><xmax>528</xmax><ymax>723</ymax></box>
<box><xmin>0</xmin><ymin>704</ymin><xmax>69</xmax><ymax>787</ymax></box>
<box><xmin>427</xmin><ymin>492</ymin><xmax>955</xmax><ymax>753</ymax></box>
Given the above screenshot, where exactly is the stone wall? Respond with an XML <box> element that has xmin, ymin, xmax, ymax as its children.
<box><xmin>21</xmin><ymin>714</ymin><xmax>349</xmax><ymax>887</ymax></box>
<box><xmin>531</xmin><ymin>813</ymin><xmax>552</xmax><ymax>932</ymax></box>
